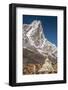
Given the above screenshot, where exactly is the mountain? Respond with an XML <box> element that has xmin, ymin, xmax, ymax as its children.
<box><xmin>23</xmin><ymin>20</ymin><xmax>57</xmax><ymax>74</ymax></box>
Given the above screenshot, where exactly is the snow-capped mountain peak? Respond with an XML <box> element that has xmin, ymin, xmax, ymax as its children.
<box><xmin>23</xmin><ymin>20</ymin><xmax>57</xmax><ymax>64</ymax></box>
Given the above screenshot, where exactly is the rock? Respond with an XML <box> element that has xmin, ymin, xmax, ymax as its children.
<box><xmin>23</xmin><ymin>20</ymin><xmax>57</xmax><ymax>74</ymax></box>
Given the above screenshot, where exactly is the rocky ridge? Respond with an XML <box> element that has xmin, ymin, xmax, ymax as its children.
<box><xmin>23</xmin><ymin>20</ymin><xmax>57</xmax><ymax>74</ymax></box>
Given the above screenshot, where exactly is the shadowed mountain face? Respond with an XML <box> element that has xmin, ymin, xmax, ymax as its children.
<box><xmin>23</xmin><ymin>48</ymin><xmax>45</xmax><ymax>64</ymax></box>
<box><xmin>23</xmin><ymin>20</ymin><xmax>57</xmax><ymax>74</ymax></box>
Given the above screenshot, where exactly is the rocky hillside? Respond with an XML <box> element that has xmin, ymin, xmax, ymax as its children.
<box><xmin>23</xmin><ymin>20</ymin><xmax>57</xmax><ymax>74</ymax></box>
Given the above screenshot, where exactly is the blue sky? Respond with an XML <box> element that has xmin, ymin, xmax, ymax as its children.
<box><xmin>23</xmin><ymin>15</ymin><xmax>57</xmax><ymax>46</ymax></box>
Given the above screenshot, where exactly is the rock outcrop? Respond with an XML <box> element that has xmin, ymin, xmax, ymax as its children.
<box><xmin>23</xmin><ymin>20</ymin><xmax>57</xmax><ymax>74</ymax></box>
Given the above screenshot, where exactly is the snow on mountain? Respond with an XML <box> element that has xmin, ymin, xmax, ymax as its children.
<box><xmin>23</xmin><ymin>20</ymin><xmax>57</xmax><ymax>64</ymax></box>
